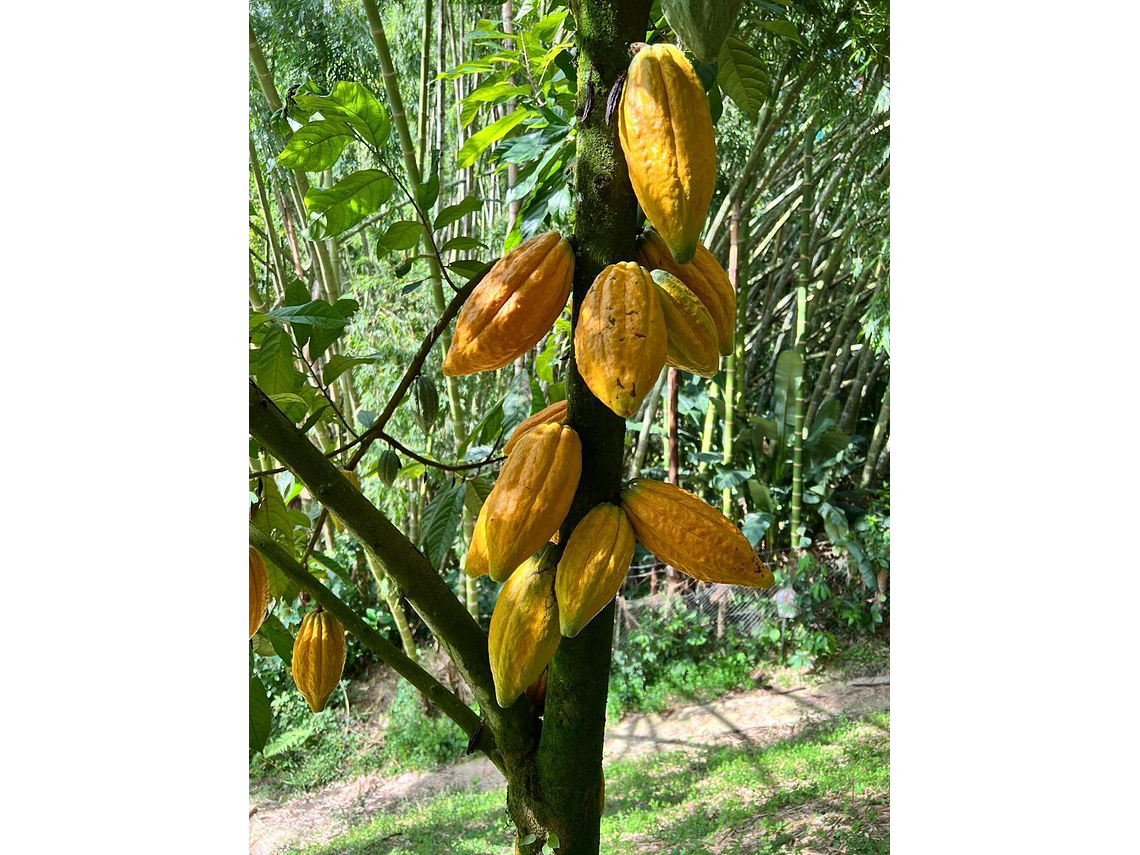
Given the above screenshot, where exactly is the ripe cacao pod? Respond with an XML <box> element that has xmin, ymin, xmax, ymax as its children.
<box><xmin>619</xmin><ymin>44</ymin><xmax>716</xmax><ymax>264</ymax></box>
<box><xmin>503</xmin><ymin>400</ymin><xmax>569</xmax><ymax>456</ymax></box>
<box><xmin>662</xmin><ymin>0</ymin><xmax>743</xmax><ymax>63</ymax></box>
<box><xmin>524</xmin><ymin>668</ymin><xmax>548</xmax><ymax>716</ymax></box>
<box><xmin>464</xmin><ymin>502</ymin><xmax>490</xmax><ymax>579</ymax></box>
<box><xmin>620</xmin><ymin>479</ymin><xmax>774</xmax><ymax>588</ymax></box>
<box><xmin>483</xmin><ymin>423</ymin><xmax>581</xmax><ymax>580</ymax></box>
<box><xmin>556</xmin><ymin>503</ymin><xmax>637</xmax><ymax>638</ymax></box>
<box><xmin>291</xmin><ymin>607</ymin><xmax>347</xmax><ymax>713</ymax></box>
<box><xmin>377</xmin><ymin>448</ymin><xmax>401</xmax><ymax>486</ymax></box>
<box><xmin>651</xmin><ymin>270</ymin><xmax>720</xmax><ymax>378</ymax></box>
<box><xmin>331</xmin><ymin>468</ymin><xmax>361</xmax><ymax>533</ymax></box>
<box><xmin>411</xmin><ymin>375</ymin><xmax>439</xmax><ymax>434</ymax></box>
<box><xmin>443</xmin><ymin>231</ymin><xmax>574</xmax><ymax>376</ymax></box>
<box><xmin>636</xmin><ymin>229</ymin><xmax>736</xmax><ymax>355</ymax></box>
<box><xmin>575</xmin><ymin>262</ymin><xmax>667</xmax><ymax>418</ymax></box>
<box><xmin>249</xmin><ymin>547</ymin><xmax>270</xmax><ymax>640</ymax></box>
<box><xmin>488</xmin><ymin>545</ymin><xmax>561</xmax><ymax>707</ymax></box>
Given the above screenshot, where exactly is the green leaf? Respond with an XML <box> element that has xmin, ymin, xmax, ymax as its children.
<box><xmin>448</xmin><ymin>259</ymin><xmax>492</xmax><ymax>281</ymax></box>
<box><xmin>774</xmin><ymin>350</ymin><xmax>803</xmax><ymax>432</ymax></box>
<box><xmin>397</xmin><ymin>461</ymin><xmax>427</xmax><ymax>481</ymax></box>
<box><xmin>263</xmin><ymin>723</ymin><xmax>315</xmax><ymax>758</ymax></box>
<box><xmin>276</xmin><ymin>119</ymin><xmax>354</xmax><ymax>171</ymax></box>
<box><xmin>459</xmin><ymin>394</ymin><xmax>507</xmax><ymax>457</ymax></box>
<box><xmin>270</xmin><ymin>392</ymin><xmax>308</xmax><ymax>423</ymax></box>
<box><xmin>255</xmin><ymin>325</ymin><xmax>298</xmax><ymax>397</ymax></box>
<box><xmin>297</xmin><ymin>82</ymin><xmax>391</xmax><ymax>148</ymax></box>
<box><xmin>716</xmin><ymin>38</ymin><xmax>769</xmax><ymax>118</ymax></box>
<box><xmin>257</xmin><ymin>615</ymin><xmax>294</xmax><ymax>666</ymax></box>
<box><xmin>310</xmin><ymin>551</ymin><xmax>358</xmax><ymax>596</ymax></box>
<box><xmin>439</xmin><ymin>235</ymin><xmax>486</xmax><ymax>253</ymax></box>
<box><xmin>324</xmin><ymin>352</ymin><xmax>385</xmax><ymax>385</ymax></box>
<box><xmin>250</xmin><ymin>675</ymin><xmax>272</xmax><ymax>753</ymax></box>
<box><xmin>464</xmin><ymin>476</ymin><xmax>494</xmax><ymax>514</ymax></box>
<box><xmin>420</xmin><ymin>483</ymin><xmax>466</xmax><ymax>570</ymax></box>
<box><xmin>249</xmin><ymin>312</ymin><xmax>269</xmax><ymax>332</ymax></box>
<box><xmin>309</xmin><ymin>298</ymin><xmax>358</xmax><ymax>360</ymax></box>
<box><xmin>435</xmin><ymin>195</ymin><xmax>484</xmax><ymax>231</ymax></box>
<box><xmin>377</xmin><ymin>220</ymin><xmax>423</xmax><ymax>253</ymax></box>
<box><xmin>712</xmin><ymin>468</ymin><xmax>753</xmax><ymax>491</ymax></box>
<box><xmin>743</xmin><ymin>511</ymin><xmax>773</xmax><ymax>546</ymax></box>
<box><xmin>457</xmin><ymin>110</ymin><xmax>534</xmax><ymax>168</ymax></box>
<box><xmin>304</xmin><ymin>170</ymin><xmax>394</xmax><ymax>240</ymax></box>
<box><xmin>547</xmin><ymin>833</ymin><xmax>560</xmax><ymax>850</ymax></box>
<box><xmin>757</xmin><ymin>19</ymin><xmax>801</xmax><ymax>43</ymax></box>
<box><xmin>461</xmin><ymin>80</ymin><xmax>530</xmax><ymax>128</ymax></box>
<box><xmin>265</xmin><ymin>300</ymin><xmax>354</xmax><ymax>329</ymax></box>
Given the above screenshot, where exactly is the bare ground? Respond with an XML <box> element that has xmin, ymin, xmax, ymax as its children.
<box><xmin>249</xmin><ymin>674</ymin><xmax>889</xmax><ymax>855</ymax></box>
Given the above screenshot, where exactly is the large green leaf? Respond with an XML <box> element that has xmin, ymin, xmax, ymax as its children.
<box><xmin>457</xmin><ymin>109</ymin><xmax>534</xmax><ymax>168</ymax></box>
<box><xmin>309</xmin><ymin>298</ymin><xmax>358</xmax><ymax>359</ymax></box>
<box><xmin>461</xmin><ymin>80</ymin><xmax>530</xmax><ymax>129</ymax></box>
<box><xmin>297</xmin><ymin>82</ymin><xmax>391</xmax><ymax>149</ymax></box>
<box><xmin>304</xmin><ymin>170</ymin><xmax>394</xmax><ymax>240</ymax></box>
<box><xmin>435</xmin><ymin>195</ymin><xmax>484</xmax><ymax>231</ymax></box>
<box><xmin>757</xmin><ymin>19</ymin><xmax>801</xmax><ymax>43</ymax></box>
<box><xmin>250</xmin><ymin>675</ymin><xmax>272</xmax><ymax>753</ymax></box>
<box><xmin>376</xmin><ymin>220</ymin><xmax>423</xmax><ymax>253</ymax></box>
<box><xmin>773</xmin><ymin>349</ymin><xmax>803</xmax><ymax>433</ymax></box>
<box><xmin>420</xmin><ymin>483</ymin><xmax>466</xmax><ymax>570</ymax></box>
<box><xmin>276</xmin><ymin>119</ymin><xmax>354</xmax><ymax>171</ymax></box>
<box><xmin>265</xmin><ymin>300</ymin><xmax>354</xmax><ymax>329</ymax></box>
<box><xmin>256</xmin><ymin>615</ymin><xmax>294</xmax><ymax>667</ymax></box>
<box><xmin>716</xmin><ymin>37</ymin><xmax>769</xmax><ymax>118</ymax></box>
<box><xmin>255</xmin><ymin>325</ymin><xmax>298</xmax><ymax>397</ymax></box>
<box><xmin>323</xmin><ymin>352</ymin><xmax>384</xmax><ymax>385</ymax></box>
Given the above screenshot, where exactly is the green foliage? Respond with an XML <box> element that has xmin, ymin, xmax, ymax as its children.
<box><xmin>382</xmin><ymin>680</ymin><xmax>468</xmax><ymax>770</ymax></box>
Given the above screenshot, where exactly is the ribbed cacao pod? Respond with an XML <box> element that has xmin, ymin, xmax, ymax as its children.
<box><xmin>662</xmin><ymin>0</ymin><xmax>743</xmax><ymax>62</ymax></box>
<box><xmin>411</xmin><ymin>375</ymin><xmax>439</xmax><ymax>434</ymax></box>
<box><xmin>464</xmin><ymin>502</ymin><xmax>490</xmax><ymax>579</ymax></box>
<box><xmin>503</xmin><ymin>400</ymin><xmax>569</xmax><ymax>456</ymax></box>
<box><xmin>524</xmin><ymin>668</ymin><xmax>548</xmax><ymax>716</ymax></box>
<box><xmin>483</xmin><ymin>423</ymin><xmax>581</xmax><ymax>580</ymax></box>
<box><xmin>377</xmin><ymin>448</ymin><xmax>400</xmax><ymax>487</ymax></box>
<box><xmin>249</xmin><ymin>547</ymin><xmax>270</xmax><ymax>640</ymax></box>
<box><xmin>636</xmin><ymin>229</ymin><xmax>736</xmax><ymax>355</ymax></box>
<box><xmin>575</xmin><ymin>262</ymin><xmax>667</xmax><ymax>418</ymax></box>
<box><xmin>331</xmin><ymin>468</ymin><xmax>361</xmax><ymax>533</ymax></box>
<box><xmin>443</xmin><ymin>231</ymin><xmax>574</xmax><ymax>376</ymax></box>
<box><xmin>488</xmin><ymin>545</ymin><xmax>561</xmax><ymax>707</ymax></box>
<box><xmin>619</xmin><ymin>44</ymin><xmax>716</xmax><ymax>264</ymax></box>
<box><xmin>651</xmin><ymin>270</ymin><xmax>720</xmax><ymax>378</ymax></box>
<box><xmin>556</xmin><ymin>503</ymin><xmax>636</xmax><ymax>638</ymax></box>
<box><xmin>291</xmin><ymin>608</ymin><xmax>347</xmax><ymax>713</ymax></box>
<box><xmin>620</xmin><ymin>479</ymin><xmax>774</xmax><ymax>588</ymax></box>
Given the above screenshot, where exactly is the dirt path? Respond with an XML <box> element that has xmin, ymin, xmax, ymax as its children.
<box><xmin>249</xmin><ymin>675</ymin><xmax>889</xmax><ymax>855</ymax></box>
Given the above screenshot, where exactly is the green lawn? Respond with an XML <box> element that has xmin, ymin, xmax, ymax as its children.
<box><xmin>291</xmin><ymin>712</ymin><xmax>889</xmax><ymax>855</ymax></box>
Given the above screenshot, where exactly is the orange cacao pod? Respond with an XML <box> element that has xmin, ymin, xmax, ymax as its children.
<box><xmin>651</xmin><ymin>270</ymin><xmax>720</xmax><ymax>378</ymax></box>
<box><xmin>574</xmin><ymin>262</ymin><xmax>666</xmax><ymax>418</ymax></box>
<box><xmin>443</xmin><ymin>232</ymin><xmax>574</xmax><ymax>376</ymax></box>
<box><xmin>503</xmin><ymin>400</ymin><xmax>569</xmax><ymax>456</ymax></box>
<box><xmin>636</xmin><ymin>229</ymin><xmax>736</xmax><ymax>355</ymax></box>
<box><xmin>291</xmin><ymin>608</ymin><xmax>347</xmax><ymax>713</ymax></box>
<box><xmin>488</xmin><ymin>545</ymin><xmax>561</xmax><ymax>707</ymax></box>
<box><xmin>483</xmin><ymin>423</ymin><xmax>581</xmax><ymax>580</ymax></box>
<box><xmin>620</xmin><ymin>479</ymin><xmax>773</xmax><ymax>588</ymax></box>
<box><xmin>556</xmin><ymin>503</ymin><xmax>636</xmax><ymax>638</ymax></box>
<box><xmin>619</xmin><ymin>43</ymin><xmax>716</xmax><ymax>264</ymax></box>
<box><xmin>249</xmin><ymin>547</ymin><xmax>270</xmax><ymax>640</ymax></box>
<box><xmin>464</xmin><ymin>502</ymin><xmax>490</xmax><ymax>579</ymax></box>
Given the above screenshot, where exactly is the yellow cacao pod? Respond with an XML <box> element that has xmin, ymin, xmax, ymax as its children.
<box><xmin>556</xmin><ymin>503</ymin><xmax>636</xmax><ymax>638</ymax></box>
<box><xmin>331</xmin><ymin>469</ymin><xmax>361</xmax><ymax>533</ymax></box>
<box><xmin>524</xmin><ymin>668</ymin><xmax>548</xmax><ymax>716</ymax></box>
<box><xmin>620</xmin><ymin>479</ymin><xmax>773</xmax><ymax>588</ymax></box>
<box><xmin>575</xmin><ymin>262</ymin><xmax>666</xmax><ymax>418</ymax></box>
<box><xmin>503</xmin><ymin>400</ymin><xmax>569</xmax><ymax>456</ymax></box>
<box><xmin>249</xmin><ymin>547</ymin><xmax>270</xmax><ymax>640</ymax></box>
<box><xmin>291</xmin><ymin>608</ymin><xmax>347</xmax><ymax>713</ymax></box>
<box><xmin>464</xmin><ymin>503</ymin><xmax>490</xmax><ymax>579</ymax></box>
<box><xmin>484</xmin><ymin>423</ymin><xmax>581</xmax><ymax>580</ymax></box>
<box><xmin>443</xmin><ymin>231</ymin><xmax>574</xmax><ymax>376</ymax></box>
<box><xmin>488</xmin><ymin>545</ymin><xmax>561</xmax><ymax>707</ymax></box>
<box><xmin>651</xmin><ymin>270</ymin><xmax>720</xmax><ymax>378</ymax></box>
<box><xmin>619</xmin><ymin>43</ymin><xmax>716</xmax><ymax>264</ymax></box>
<box><xmin>636</xmin><ymin>229</ymin><xmax>736</xmax><ymax>355</ymax></box>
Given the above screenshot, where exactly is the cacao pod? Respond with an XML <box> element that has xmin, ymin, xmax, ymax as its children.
<box><xmin>483</xmin><ymin>423</ymin><xmax>581</xmax><ymax>580</ymax></box>
<box><xmin>291</xmin><ymin>607</ymin><xmax>347</xmax><ymax>713</ymax></box>
<box><xmin>651</xmin><ymin>270</ymin><xmax>720</xmax><ymax>378</ymax></box>
<box><xmin>377</xmin><ymin>448</ymin><xmax>400</xmax><ymax>487</ymax></box>
<box><xmin>556</xmin><ymin>503</ymin><xmax>636</xmax><ymax>638</ymax></box>
<box><xmin>524</xmin><ymin>668</ymin><xmax>548</xmax><ymax>716</ymax></box>
<box><xmin>636</xmin><ymin>228</ymin><xmax>736</xmax><ymax>355</ymax></box>
<box><xmin>331</xmin><ymin>468</ymin><xmax>361</xmax><ymax>533</ymax></box>
<box><xmin>574</xmin><ymin>262</ymin><xmax>667</xmax><ymax>418</ymax></box>
<box><xmin>503</xmin><ymin>399</ymin><xmax>569</xmax><ymax>456</ymax></box>
<box><xmin>619</xmin><ymin>44</ymin><xmax>716</xmax><ymax>264</ymax></box>
<box><xmin>464</xmin><ymin>502</ymin><xmax>490</xmax><ymax>579</ymax></box>
<box><xmin>411</xmin><ymin>375</ymin><xmax>439</xmax><ymax>434</ymax></box>
<box><xmin>443</xmin><ymin>231</ymin><xmax>574</xmax><ymax>376</ymax></box>
<box><xmin>662</xmin><ymin>0</ymin><xmax>743</xmax><ymax>63</ymax></box>
<box><xmin>249</xmin><ymin>547</ymin><xmax>270</xmax><ymax>640</ymax></box>
<box><xmin>620</xmin><ymin>479</ymin><xmax>774</xmax><ymax>588</ymax></box>
<box><xmin>488</xmin><ymin>545</ymin><xmax>561</xmax><ymax>707</ymax></box>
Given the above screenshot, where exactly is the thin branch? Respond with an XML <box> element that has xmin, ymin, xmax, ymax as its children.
<box><xmin>378</xmin><ymin>431</ymin><xmax>504</xmax><ymax>473</ymax></box>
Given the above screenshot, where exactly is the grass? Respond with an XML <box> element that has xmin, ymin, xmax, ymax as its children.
<box><xmin>289</xmin><ymin>711</ymin><xmax>889</xmax><ymax>855</ymax></box>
